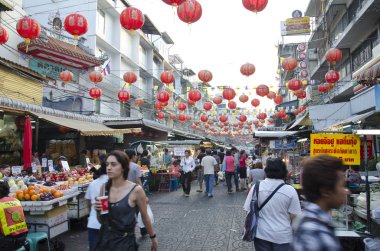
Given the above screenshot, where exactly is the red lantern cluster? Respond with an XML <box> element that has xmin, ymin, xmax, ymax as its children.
<box><xmin>240</xmin><ymin>63</ymin><xmax>256</xmax><ymax>77</ymax></box>
<box><xmin>187</xmin><ymin>99</ymin><xmax>195</xmax><ymax>106</ymax></box>
<box><xmin>288</xmin><ymin>78</ymin><xmax>302</xmax><ymax>91</ymax></box>
<box><xmin>294</xmin><ymin>90</ymin><xmax>306</xmax><ymax>99</ymax></box>
<box><xmin>251</xmin><ymin>98</ymin><xmax>260</xmax><ymax>107</ymax></box>
<box><xmin>256</xmin><ymin>84</ymin><xmax>269</xmax><ymax>97</ymax></box>
<box><xmin>60</xmin><ymin>70</ymin><xmax>74</xmax><ymax>83</ymax></box>
<box><xmin>178</xmin><ymin>114</ymin><xmax>186</xmax><ymax>121</ymax></box>
<box><xmin>318</xmin><ymin>83</ymin><xmax>331</xmax><ymax>93</ymax></box>
<box><xmin>267</xmin><ymin>91</ymin><xmax>276</xmax><ymax>99</ymax></box>
<box><xmin>89</xmin><ymin>71</ymin><xmax>103</xmax><ymax>84</ymax></box>
<box><xmin>177</xmin><ymin>102</ymin><xmax>187</xmax><ymax>111</ymax></box>
<box><xmin>0</xmin><ymin>26</ymin><xmax>9</xmax><ymax>45</ymax></box>
<box><xmin>276</xmin><ymin>110</ymin><xmax>286</xmax><ymax>118</ymax></box>
<box><xmin>198</xmin><ymin>70</ymin><xmax>213</xmax><ymax>83</ymax></box>
<box><xmin>325</xmin><ymin>70</ymin><xmax>340</xmax><ymax>83</ymax></box>
<box><xmin>160</xmin><ymin>71</ymin><xmax>174</xmax><ymax>85</ymax></box>
<box><xmin>120</xmin><ymin>7</ymin><xmax>145</xmax><ymax>31</ymax></box>
<box><xmin>228</xmin><ymin>101</ymin><xmax>237</xmax><ymax>109</ymax></box>
<box><xmin>157</xmin><ymin>90</ymin><xmax>170</xmax><ymax>103</ymax></box>
<box><xmin>134</xmin><ymin>98</ymin><xmax>144</xmax><ymax>106</ymax></box>
<box><xmin>257</xmin><ymin>113</ymin><xmax>267</xmax><ymax>120</ymax></box>
<box><xmin>242</xmin><ymin>0</ymin><xmax>268</xmax><ymax>12</ymax></box>
<box><xmin>16</xmin><ymin>17</ymin><xmax>41</xmax><ymax>45</ymax></box>
<box><xmin>282</xmin><ymin>57</ymin><xmax>297</xmax><ymax>71</ymax></box>
<box><xmin>326</xmin><ymin>48</ymin><xmax>342</xmax><ymax>65</ymax></box>
<box><xmin>89</xmin><ymin>86</ymin><xmax>102</xmax><ymax>99</ymax></box>
<box><xmin>188</xmin><ymin>89</ymin><xmax>202</xmax><ymax>102</ymax></box>
<box><xmin>123</xmin><ymin>72</ymin><xmax>137</xmax><ymax>84</ymax></box>
<box><xmin>118</xmin><ymin>90</ymin><xmax>130</xmax><ymax>102</ymax></box>
<box><xmin>223</xmin><ymin>88</ymin><xmax>236</xmax><ymax>100</ymax></box>
<box><xmin>157</xmin><ymin>111</ymin><xmax>166</xmax><ymax>119</ymax></box>
<box><xmin>213</xmin><ymin>96</ymin><xmax>223</xmax><ymax>105</ymax></box>
<box><xmin>177</xmin><ymin>0</ymin><xmax>202</xmax><ymax>24</ymax></box>
<box><xmin>239</xmin><ymin>94</ymin><xmax>249</xmax><ymax>103</ymax></box>
<box><xmin>203</xmin><ymin>102</ymin><xmax>213</xmax><ymax>111</ymax></box>
<box><xmin>64</xmin><ymin>13</ymin><xmax>88</xmax><ymax>40</ymax></box>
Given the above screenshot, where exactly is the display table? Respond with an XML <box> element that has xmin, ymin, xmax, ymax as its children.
<box><xmin>154</xmin><ymin>172</ymin><xmax>175</xmax><ymax>192</ymax></box>
<box><xmin>67</xmin><ymin>183</ymin><xmax>90</xmax><ymax>220</ymax></box>
<box><xmin>22</xmin><ymin>192</ymin><xmax>79</xmax><ymax>239</ymax></box>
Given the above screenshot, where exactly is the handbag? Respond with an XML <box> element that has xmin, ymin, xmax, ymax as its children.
<box><xmin>242</xmin><ymin>181</ymin><xmax>285</xmax><ymax>242</ymax></box>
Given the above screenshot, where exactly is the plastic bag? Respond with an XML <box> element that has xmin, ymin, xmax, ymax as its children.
<box><xmin>137</xmin><ymin>204</ymin><xmax>154</xmax><ymax>228</ymax></box>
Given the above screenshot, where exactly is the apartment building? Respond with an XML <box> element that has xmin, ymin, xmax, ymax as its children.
<box><xmin>305</xmin><ymin>0</ymin><xmax>380</xmax><ymax>130</ymax></box>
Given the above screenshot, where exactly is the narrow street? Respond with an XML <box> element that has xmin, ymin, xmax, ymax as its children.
<box><xmin>58</xmin><ymin>182</ymin><xmax>254</xmax><ymax>251</ymax></box>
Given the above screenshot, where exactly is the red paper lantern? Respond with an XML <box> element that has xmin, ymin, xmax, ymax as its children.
<box><xmin>89</xmin><ymin>86</ymin><xmax>102</xmax><ymax>99</ymax></box>
<box><xmin>219</xmin><ymin>115</ymin><xmax>228</xmax><ymax>123</ymax></box>
<box><xmin>239</xmin><ymin>115</ymin><xmax>247</xmax><ymax>122</ymax></box>
<box><xmin>178</xmin><ymin>114</ymin><xmax>186</xmax><ymax>121</ymax></box>
<box><xmin>177</xmin><ymin>102</ymin><xmax>187</xmax><ymax>111</ymax></box>
<box><xmin>198</xmin><ymin>70</ymin><xmax>213</xmax><ymax>83</ymax></box>
<box><xmin>240</xmin><ymin>63</ymin><xmax>256</xmax><ymax>77</ymax></box>
<box><xmin>162</xmin><ymin>0</ymin><xmax>185</xmax><ymax>7</ymax></box>
<box><xmin>187</xmin><ymin>99</ymin><xmax>195</xmax><ymax>106</ymax></box>
<box><xmin>294</xmin><ymin>90</ymin><xmax>306</xmax><ymax>99</ymax></box>
<box><xmin>160</xmin><ymin>71</ymin><xmax>175</xmax><ymax>85</ymax></box>
<box><xmin>267</xmin><ymin>91</ymin><xmax>276</xmax><ymax>99</ymax></box>
<box><xmin>177</xmin><ymin>0</ymin><xmax>202</xmax><ymax>24</ymax></box>
<box><xmin>257</xmin><ymin>113</ymin><xmax>267</xmax><ymax>120</ymax></box>
<box><xmin>318</xmin><ymin>83</ymin><xmax>329</xmax><ymax>93</ymax></box>
<box><xmin>326</xmin><ymin>48</ymin><xmax>342</xmax><ymax>65</ymax></box>
<box><xmin>64</xmin><ymin>13</ymin><xmax>88</xmax><ymax>40</ymax></box>
<box><xmin>157</xmin><ymin>111</ymin><xmax>166</xmax><ymax>119</ymax></box>
<box><xmin>288</xmin><ymin>78</ymin><xmax>302</xmax><ymax>91</ymax></box>
<box><xmin>89</xmin><ymin>71</ymin><xmax>103</xmax><ymax>84</ymax></box>
<box><xmin>118</xmin><ymin>89</ymin><xmax>130</xmax><ymax>102</ymax></box>
<box><xmin>239</xmin><ymin>94</ymin><xmax>249</xmax><ymax>103</ymax></box>
<box><xmin>223</xmin><ymin>88</ymin><xmax>236</xmax><ymax>100</ymax></box>
<box><xmin>60</xmin><ymin>70</ymin><xmax>74</xmax><ymax>83</ymax></box>
<box><xmin>213</xmin><ymin>96</ymin><xmax>223</xmax><ymax>105</ymax></box>
<box><xmin>242</xmin><ymin>0</ymin><xmax>268</xmax><ymax>12</ymax></box>
<box><xmin>134</xmin><ymin>98</ymin><xmax>144</xmax><ymax>106</ymax></box>
<box><xmin>251</xmin><ymin>98</ymin><xmax>260</xmax><ymax>107</ymax></box>
<box><xmin>154</xmin><ymin>102</ymin><xmax>163</xmax><ymax>110</ymax></box>
<box><xmin>203</xmin><ymin>102</ymin><xmax>213</xmax><ymax>111</ymax></box>
<box><xmin>228</xmin><ymin>101</ymin><xmax>237</xmax><ymax>109</ymax></box>
<box><xmin>123</xmin><ymin>72</ymin><xmax>137</xmax><ymax>84</ymax></box>
<box><xmin>282</xmin><ymin>57</ymin><xmax>297</xmax><ymax>71</ymax></box>
<box><xmin>185</xmin><ymin>115</ymin><xmax>192</xmax><ymax>121</ymax></box>
<box><xmin>0</xmin><ymin>26</ymin><xmax>9</xmax><ymax>45</ymax></box>
<box><xmin>274</xmin><ymin>95</ymin><xmax>283</xmax><ymax>104</ymax></box>
<box><xmin>16</xmin><ymin>17</ymin><xmax>41</xmax><ymax>45</ymax></box>
<box><xmin>157</xmin><ymin>90</ymin><xmax>170</xmax><ymax>103</ymax></box>
<box><xmin>276</xmin><ymin>110</ymin><xmax>286</xmax><ymax>118</ymax></box>
<box><xmin>325</xmin><ymin>70</ymin><xmax>340</xmax><ymax>83</ymax></box>
<box><xmin>293</xmin><ymin>109</ymin><xmax>299</xmax><ymax>115</ymax></box>
<box><xmin>169</xmin><ymin>114</ymin><xmax>176</xmax><ymax>120</ymax></box>
<box><xmin>256</xmin><ymin>84</ymin><xmax>269</xmax><ymax>97</ymax></box>
<box><xmin>188</xmin><ymin>89</ymin><xmax>202</xmax><ymax>102</ymax></box>
<box><xmin>200</xmin><ymin>114</ymin><xmax>208</xmax><ymax>122</ymax></box>
<box><xmin>120</xmin><ymin>7</ymin><xmax>145</xmax><ymax>31</ymax></box>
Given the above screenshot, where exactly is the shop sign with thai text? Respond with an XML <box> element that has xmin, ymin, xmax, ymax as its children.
<box><xmin>29</xmin><ymin>58</ymin><xmax>79</xmax><ymax>82</ymax></box>
<box><xmin>310</xmin><ymin>134</ymin><xmax>360</xmax><ymax>165</ymax></box>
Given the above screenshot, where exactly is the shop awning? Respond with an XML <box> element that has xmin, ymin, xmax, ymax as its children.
<box><xmin>31</xmin><ymin>112</ymin><xmax>141</xmax><ymax>136</ymax></box>
<box><xmin>104</xmin><ymin>118</ymin><xmax>172</xmax><ymax>133</ymax></box>
<box><xmin>288</xmin><ymin>112</ymin><xmax>310</xmax><ymax>130</ymax></box>
<box><xmin>352</xmin><ymin>56</ymin><xmax>380</xmax><ymax>83</ymax></box>
<box><xmin>328</xmin><ymin>110</ymin><xmax>380</xmax><ymax>129</ymax></box>
<box><xmin>254</xmin><ymin>131</ymin><xmax>298</xmax><ymax>138</ymax></box>
<box><xmin>158</xmin><ymin>140</ymin><xmax>202</xmax><ymax>145</ymax></box>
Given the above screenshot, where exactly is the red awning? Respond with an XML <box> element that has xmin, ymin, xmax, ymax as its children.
<box><xmin>353</xmin><ymin>57</ymin><xmax>380</xmax><ymax>84</ymax></box>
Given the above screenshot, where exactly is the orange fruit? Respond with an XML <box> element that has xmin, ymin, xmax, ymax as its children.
<box><xmin>29</xmin><ymin>189</ymin><xmax>36</xmax><ymax>196</ymax></box>
<box><xmin>17</xmin><ymin>193</ymin><xmax>24</xmax><ymax>201</ymax></box>
<box><xmin>50</xmin><ymin>189</ymin><xmax>57</xmax><ymax>195</ymax></box>
<box><xmin>23</xmin><ymin>189</ymin><xmax>29</xmax><ymax>196</ymax></box>
<box><xmin>31</xmin><ymin>195</ymin><xmax>38</xmax><ymax>201</ymax></box>
<box><xmin>24</xmin><ymin>194</ymin><xmax>31</xmax><ymax>201</ymax></box>
<box><xmin>28</xmin><ymin>186</ymin><xmax>35</xmax><ymax>190</ymax></box>
<box><xmin>16</xmin><ymin>190</ymin><xmax>23</xmax><ymax>196</ymax></box>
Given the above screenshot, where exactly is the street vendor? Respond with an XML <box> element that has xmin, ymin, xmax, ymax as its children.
<box><xmin>54</xmin><ymin>156</ymin><xmax>67</xmax><ymax>172</ymax></box>
<box><xmin>0</xmin><ymin>180</ymin><xmax>28</xmax><ymax>251</ymax></box>
<box><xmin>0</xmin><ymin>164</ymin><xmax>11</xmax><ymax>178</ymax></box>
<box><xmin>163</xmin><ymin>149</ymin><xmax>172</xmax><ymax>167</ymax></box>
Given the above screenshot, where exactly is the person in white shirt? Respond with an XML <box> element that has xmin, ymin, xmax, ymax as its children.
<box><xmin>201</xmin><ymin>149</ymin><xmax>218</xmax><ymax>197</ymax></box>
<box><xmin>180</xmin><ymin>149</ymin><xmax>196</xmax><ymax>197</ymax></box>
<box><xmin>244</xmin><ymin>158</ymin><xmax>301</xmax><ymax>251</ymax></box>
<box><xmin>85</xmin><ymin>162</ymin><xmax>108</xmax><ymax>251</ymax></box>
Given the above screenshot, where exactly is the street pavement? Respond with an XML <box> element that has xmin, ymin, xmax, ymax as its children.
<box><xmin>56</xmin><ymin>181</ymin><xmax>254</xmax><ymax>251</ymax></box>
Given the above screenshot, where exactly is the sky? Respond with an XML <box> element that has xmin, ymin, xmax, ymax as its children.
<box><xmin>129</xmin><ymin>0</ymin><xmax>310</xmax><ymax>97</ymax></box>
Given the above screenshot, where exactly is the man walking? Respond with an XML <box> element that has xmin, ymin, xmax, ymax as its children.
<box><xmin>201</xmin><ymin>149</ymin><xmax>218</xmax><ymax>198</ymax></box>
<box><xmin>180</xmin><ymin>150</ymin><xmax>196</xmax><ymax>197</ymax></box>
<box><xmin>231</xmin><ymin>147</ymin><xmax>240</xmax><ymax>192</ymax></box>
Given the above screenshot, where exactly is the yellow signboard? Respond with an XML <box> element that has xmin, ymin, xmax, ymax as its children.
<box><xmin>310</xmin><ymin>134</ymin><xmax>361</xmax><ymax>165</ymax></box>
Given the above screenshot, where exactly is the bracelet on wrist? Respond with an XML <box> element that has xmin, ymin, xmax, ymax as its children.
<box><xmin>149</xmin><ymin>233</ymin><xmax>156</xmax><ymax>239</ymax></box>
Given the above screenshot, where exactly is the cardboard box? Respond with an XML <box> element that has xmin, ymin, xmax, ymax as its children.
<box><xmin>26</xmin><ymin>205</ymin><xmax>68</xmax><ymax>227</ymax></box>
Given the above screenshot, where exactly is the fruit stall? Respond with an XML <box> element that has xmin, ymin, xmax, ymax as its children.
<box><xmin>2</xmin><ymin>167</ymin><xmax>94</xmax><ymax>239</ymax></box>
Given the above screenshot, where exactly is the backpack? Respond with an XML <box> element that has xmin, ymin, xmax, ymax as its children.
<box><xmin>242</xmin><ymin>181</ymin><xmax>285</xmax><ymax>242</ymax></box>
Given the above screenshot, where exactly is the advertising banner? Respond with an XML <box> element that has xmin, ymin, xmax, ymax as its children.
<box><xmin>29</xmin><ymin>58</ymin><xmax>79</xmax><ymax>82</ymax></box>
<box><xmin>280</xmin><ymin>17</ymin><xmax>311</xmax><ymax>36</ymax></box>
<box><xmin>310</xmin><ymin>134</ymin><xmax>360</xmax><ymax>165</ymax></box>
